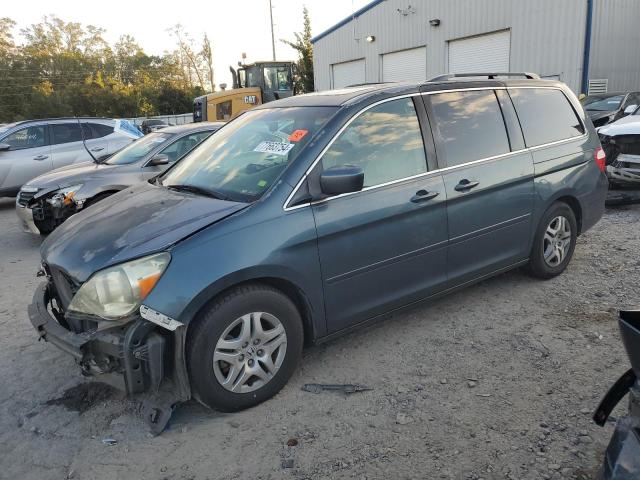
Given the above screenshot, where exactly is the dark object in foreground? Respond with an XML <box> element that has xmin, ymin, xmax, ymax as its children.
<box><xmin>301</xmin><ymin>383</ymin><xmax>372</xmax><ymax>394</ymax></box>
<box><xmin>593</xmin><ymin>310</ymin><xmax>640</xmax><ymax>479</ymax></box>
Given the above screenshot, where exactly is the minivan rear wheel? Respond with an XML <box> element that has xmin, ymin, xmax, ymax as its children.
<box><xmin>527</xmin><ymin>202</ymin><xmax>577</xmax><ymax>279</ymax></box>
<box><xmin>186</xmin><ymin>283</ymin><xmax>303</xmax><ymax>412</ymax></box>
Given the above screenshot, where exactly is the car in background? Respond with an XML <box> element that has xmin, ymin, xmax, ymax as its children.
<box><xmin>28</xmin><ymin>74</ymin><xmax>607</xmax><ymax>431</ymax></box>
<box><xmin>582</xmin><ymin>92</ymin><xmax>640</xmax><ymax>127</ymax></box>
<box><xmin>16</xmin><ymin>122</ymin><xmax>223</xmax><ymax>234</ymax></box>
<box><xmin>598</xmin><ymin>107</ymin><xmax>640</xmax><ymax>187</ymax></box>
<box><xmin>0</xmin><ymin>118</ymin><xmax>142</xmax><ymax>198</ymax></box>
<box><xmin>140</xmin><ymin>119</ymin><xmax>169</xmax><ymax>134</ymax></box>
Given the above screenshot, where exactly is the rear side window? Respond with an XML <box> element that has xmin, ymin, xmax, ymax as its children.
<box><xmin>509</xmin><ymin>88</ymin><xmax>584</xmax><ymax>147</ymax></box>
<box><xmin>322</xmin><ymin>98</ymin><xmax>427</xmax><ymax>188</ymax></box>
<box><xmin>52</xmin><ymin>123</ymin><xmax>83</xmax><ymax>145</ymax></box>
<box><xmin>81</xmin><ymin>122</ymin><xmax>114</xmax><ymax>140</ymax></box>
<box><xmin>428</xmin><ymin>90</ymin><xmax>510</xmax><ymax>167</ymax></box>
<box><xmin>3</xmin><ymin>125</ymin><xmax>47</xmax><ymax>149</ymax></box>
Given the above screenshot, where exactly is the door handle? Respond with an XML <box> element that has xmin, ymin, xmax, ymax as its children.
<box><xmin>90</xmin><ymin>147</ymin><xmax>104</xmax><ymax>152</ymax></box>
<box><xmin>454</xmin><ymin>179</ymin><xmax>480</xmax><ymax>192</ymax></box>
<box><xmin>410</xmin><ymin>189</ymin><xmax>439</xmax><ymax>203</ymax></box>
<box><xmin>32</xmin><ymin>155</ymin><xmax>49</xmax><ymax>161</ymax></box>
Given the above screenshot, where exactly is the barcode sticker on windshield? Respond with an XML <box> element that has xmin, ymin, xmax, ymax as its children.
<box><xmin>254</xmin><ymin>141</ymin><xmax>295</xmax><ymax>156</ymax></box>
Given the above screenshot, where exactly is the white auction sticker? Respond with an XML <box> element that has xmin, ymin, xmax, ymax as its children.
<box><xmin>253</xmin><ymin>141</ymin><xmax>295</xmax><ymax>156</ymax></box>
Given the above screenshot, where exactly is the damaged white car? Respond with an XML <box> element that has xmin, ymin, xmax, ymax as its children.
<box><xmin>598</xmin><ymin>108</ymin><xmax>640</xmax><ymax>187</ymax></box>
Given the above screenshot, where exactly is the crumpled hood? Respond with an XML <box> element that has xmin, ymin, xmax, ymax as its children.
<box><xmin>27</xmin><ymin>161</ymin><xmax>117</xmax><ymax>191</ymax></box>
<box><xmin>598</xmin><ymin>116</ymin><xmax>640</xmax><ymax>137</ymax></box>
<box><xmin>41</xmin><ymin>182</ymin><xmax>247</xmax><ymax>283</ymax></box>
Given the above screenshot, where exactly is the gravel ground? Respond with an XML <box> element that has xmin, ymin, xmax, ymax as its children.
<box><xmin>0</xmin><ymin>197</ymin><xmax>638</xmax><ymax>480</ymax></box>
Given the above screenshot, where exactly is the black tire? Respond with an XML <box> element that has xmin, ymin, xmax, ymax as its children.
<box><xmin>186</xmin><ymin>283</ymin><xmax>303</xmax><ymax>412</ymax></box>
<box><xmin>527</xmin><ymin>202</ymin><xmax>578</xmax><ymax>279</ymax></box>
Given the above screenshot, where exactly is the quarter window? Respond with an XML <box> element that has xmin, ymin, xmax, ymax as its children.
<box><xmin>509</xmin><ymin>88</ymin><xmax>584</xmax><ymax>147</ymax></box>
<box><xmin>3</xmin><ymin>125</ymin><xmax>47</xmax><ymax>149</ymax></box>
<box><xmin>429</xmin><ymin>90</ymin><xmax>510</xmax><ymax>167</ymax></box>
<box><xmin>52</xmin><ymin>123</ymin><xmax>83</xmax><ymax>145</ymax></box>
<box><xmin>322</xmin><ymin>98</ymin><xmax>427</xmax><ymax>188</ymax></box>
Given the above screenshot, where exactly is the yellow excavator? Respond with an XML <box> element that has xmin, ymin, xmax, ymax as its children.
<box><xmin>193</xmin><ymin>61</ymin><xmax>296</xmax><ymax>122</ymax></box>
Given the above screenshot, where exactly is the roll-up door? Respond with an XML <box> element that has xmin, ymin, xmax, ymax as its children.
<box><xmin>382</xmin><ymin>47</ymin><xmax>427</xmax><ymax>83</ymax></box>
<box><xmin>332</xmin><ymin>59</ymin><xmax>366</xmax><ymax>88</ymax></box>
<box><xmin>448</xmin><ymin>30</ymin><xmax>510</xmax><ymax>73</ymax></box>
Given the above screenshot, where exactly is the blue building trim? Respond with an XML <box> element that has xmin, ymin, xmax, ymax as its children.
<box><xmin>311</xmin><ymin>0</ymin><xmax>386</xmax><ymax>44</ymax></box>
<box><xmin>580</xmin><ymin>0</ymin><xmax>594</xmax><ymax>94</ymax></box>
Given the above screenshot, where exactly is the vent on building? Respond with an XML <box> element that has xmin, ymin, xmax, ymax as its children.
<box><xmin>588</xmin><ymin>79</ymin><xmax>608</xmax><ymax>95</ymax></box>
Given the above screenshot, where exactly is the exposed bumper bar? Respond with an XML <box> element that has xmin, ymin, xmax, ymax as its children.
<box><xmin>28</xmin><ymin>282</ymin><xmax>91</xmax><ymax>359</ymax></box>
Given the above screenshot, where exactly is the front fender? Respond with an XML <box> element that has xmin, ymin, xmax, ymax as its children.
<box><xmin>142</xmin><ymin>204</ymin><xmax>325</xmax><ymax>339</ymax></box>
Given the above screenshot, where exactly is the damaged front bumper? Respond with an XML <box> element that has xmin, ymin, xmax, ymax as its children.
<box><xmin>15</xmin><ymin>203</ymin><xmax>40</xmax><ymax>234</ymax></box>
<box><xmin>607</xmin><ymin>154</ymin><xmax>640</xmax><ymax>186</ymax></box>
<box><xmin>29</xmin><ymin>281</ymin><xmax>191</xmax><ymax>433</ymax></box>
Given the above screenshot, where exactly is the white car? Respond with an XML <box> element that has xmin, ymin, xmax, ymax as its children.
<box><xmin>0</xmin><ymin>117</ymin><xmax>142</xmax><ymax>197</ymax></box>
<box><xmin>598</xmin><ymin>107</ymin><xmax>640</xmax><ymax>187</ymax></box>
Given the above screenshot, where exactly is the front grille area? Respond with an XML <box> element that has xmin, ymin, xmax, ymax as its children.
<box><xmin>49</xmin><ymin>266</ymin><xmax>78</xmax><ymax>310</ymax></box>
<box><xmin>17</xmin><ymin>189</ymin><xmax>37</xmax><ymax>207</ymax></box>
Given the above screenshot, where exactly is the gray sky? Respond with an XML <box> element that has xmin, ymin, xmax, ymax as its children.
<box><xmin>4</xmin><ymin>0</ymin><xmax>371</xmax><ymax>86</ymax></box>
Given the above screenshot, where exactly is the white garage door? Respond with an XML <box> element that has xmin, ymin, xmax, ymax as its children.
<box><xmin>448</xmin><ymin>30</ymin><xmax>510</xmax><ymax>74</ymax></box>
<box><xmin>382</xmin><ymin>47</ymin><xmax>427</xmax><ymax>83</ymax></box>
<box><xmin>332</xmin><ymin>59</ymin><xmax>366</xmax><ymax>89</ymax></box>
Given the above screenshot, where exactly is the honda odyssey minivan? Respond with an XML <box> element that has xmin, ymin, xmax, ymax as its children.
<box><xmin>28</xmin><ymin>73</ymin><xmax>608</xmax><ymax>431</ymax></box>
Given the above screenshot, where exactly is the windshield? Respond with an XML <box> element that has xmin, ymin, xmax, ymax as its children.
<box><xmin>582</xmin><ymin>95</ymin><xmax>624</xmax><ymax>111</ymax></box>
<box><xmin>105</xmin><ymin>133</ymin><xmax>173</xmax><ymax>165</ymax></box>
<box><xmin>161</xmin><ymin>106</ymin><xmax>337</xmax><ymax>202</ymax></box>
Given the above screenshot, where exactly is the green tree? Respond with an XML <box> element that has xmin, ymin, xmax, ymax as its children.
<box><xmin>0</xmin><ymin>15</ymin><xmax>206</xmax><ymax>122</ymax></box>
<box><xmin>281</xmin><ymin>6</ymin><xmax>314</xmax><ymax>93</ymax></box>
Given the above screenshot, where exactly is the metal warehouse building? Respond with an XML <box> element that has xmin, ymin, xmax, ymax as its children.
<box><xmin>311</xmin><ymin>0</ymin><xmax>640</xmax><ymax>95</ymax></box>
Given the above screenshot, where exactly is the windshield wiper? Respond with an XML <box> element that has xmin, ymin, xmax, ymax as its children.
<box><xmin>166</xmin><ymin>184</ymin><xmax>233</xmax><ymax>201</ymax></box>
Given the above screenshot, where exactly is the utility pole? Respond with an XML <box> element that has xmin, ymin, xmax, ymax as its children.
<box><xmin>269</xmin><ymin>0</ymin><xmax>276</xmax><ymax>61</ymax></box>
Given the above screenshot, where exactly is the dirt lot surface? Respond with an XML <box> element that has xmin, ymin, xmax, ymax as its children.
<box><xmin>0</xmin><ymin>197</ymin><xmax>638</xmax><ymax>480</ymax></box>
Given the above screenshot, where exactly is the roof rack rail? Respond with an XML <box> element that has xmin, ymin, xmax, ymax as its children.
<box><xmin>428</xmin><ymin>72</ymin><xmax>540</xmax><ymax>82</ymax></box>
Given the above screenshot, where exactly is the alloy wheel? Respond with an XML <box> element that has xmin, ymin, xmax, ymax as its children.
<box><xmin>543</xmin><ymin>215</ymin><xmax>572</xmax><ymax>267</ymax></box>
<box><xmin>212</xmin><ymin>312</ymin><xmax>287</xmax><ymax>393</ymax></box>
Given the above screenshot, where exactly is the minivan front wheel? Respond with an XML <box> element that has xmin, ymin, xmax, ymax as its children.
<box><xmin>527</xmin><ymin>202</ymin><xmax>577</xmax><ymax>279</ymax></box>
<box><xmin>186</xmin><ymin>284</ymin><xmax>303</xmax><ymax>412</ymax></box>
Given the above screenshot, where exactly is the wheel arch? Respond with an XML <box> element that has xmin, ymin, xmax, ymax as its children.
<box><xmin>554</xmin><ymin>195</ymin><xmax>583</xmax><ymax>235</ymax></box>
<box><xmin>181</xmin><ymin>273</ymin><xmax>318</xmax><ymax>346</ymax></box>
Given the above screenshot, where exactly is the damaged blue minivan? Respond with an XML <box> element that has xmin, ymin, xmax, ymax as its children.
<box><xmin>29</xmin><ymin>74</ymin><xmax>608</xmax><ymax>431</ymax></box>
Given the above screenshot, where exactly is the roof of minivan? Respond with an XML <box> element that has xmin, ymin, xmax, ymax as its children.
<box><xmin>258</xmin><ymin>78</ymin><xmax>567</xmax><ymax>109</ymax></box>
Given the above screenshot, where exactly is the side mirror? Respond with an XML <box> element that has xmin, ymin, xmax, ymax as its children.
<box><xmin>320</xmin><ymin>165</ymin><xmax>364</xmax><ymax>196</ymax></box>
<box><xmin>623</xmin><ymin>104</ymin><xmax>638</xmax><ymax>115</ymax></box>
<box><xmin>148</xmin><ymin>153</ymin><xmax>169</xmax><ymax>166</ymax></box>
<box><xmin>0</xmin><ymin>143</ymin><xmax>10</xmax><ymax>152</ymax></box>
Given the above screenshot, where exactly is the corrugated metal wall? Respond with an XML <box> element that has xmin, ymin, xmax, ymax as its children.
<box><xmin>590</xmin><ymin>0</ymin><xmax>640</xmax><ymax>92</ymax></box>
<box><xmin>313</xmin><ymin>0</ymin><xmax>592</xmax><ymax>92</ymax></box>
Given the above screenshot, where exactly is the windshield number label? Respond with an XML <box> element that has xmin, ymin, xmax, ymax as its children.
<box><xmin>253</xmin><ymin>141</ymin><xmax>294</xmax><ymax>156</ymax></box>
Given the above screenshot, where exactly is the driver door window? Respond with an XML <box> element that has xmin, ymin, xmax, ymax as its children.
<box><xmin>321</xmin><ymin>98</ymin><xmax>428</xmax><ymax>187</ymax></box>
<box><xmin>3</xmin><ymin>126</ymin><xmax>47</xmax><ymax>150</ymax></box>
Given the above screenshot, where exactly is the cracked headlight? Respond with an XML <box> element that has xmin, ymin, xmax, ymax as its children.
<box><xmin>68</xmin><ymin>253</ymin><xmax>170</xmax><ymax>320</ymax></box>
<box><xmin>47</xmin><ymin>184</ymin><xmax>83</xmax><ymax>208</ymax></box>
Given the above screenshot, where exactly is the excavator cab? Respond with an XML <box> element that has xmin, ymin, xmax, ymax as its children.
<box><xmin>193</xmin><ymin>61</ymin><xmax>295</xmax><ymax>122</ymax></box>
